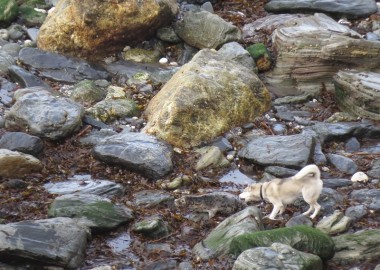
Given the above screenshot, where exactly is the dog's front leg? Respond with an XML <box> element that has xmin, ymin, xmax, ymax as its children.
<box><xmin>267</xmin><ymin>204</ymin><xmax>281</xmax><ymax>220</ymax></box>
<box><xmin>309</xmin><ymin>203</ymin><xmax>321</xmax><ymax>219</ymax></box>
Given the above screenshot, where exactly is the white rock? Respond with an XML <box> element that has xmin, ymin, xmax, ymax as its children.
<box><xmin>159</xmin><ymin>57</ymin><xmax>168</xmax><ymax>64</ymax></box>
<box><xmin>351</xmin><ymin>171</ymin><xmax>368</xmax><ymax>182</ymax></box>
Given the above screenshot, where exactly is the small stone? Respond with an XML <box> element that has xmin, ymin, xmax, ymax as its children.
<box><xmin>0</xmin><ymin>29</ymin><xmax>9</xmax><ymax>40</ymax></box>
<box><xmin>159</xmin><ymin>57</ymin><xmax>168</xmax><ymax>64</ymax></box>
<box><xmin>351</xmin><ymin>171</ymin><xmax>368</xmax><ymax>183</ymax></box>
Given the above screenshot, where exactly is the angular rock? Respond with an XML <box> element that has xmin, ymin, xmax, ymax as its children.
<box><xmin>93</xmin><ymin>131</ymin><xmax>173</xmax><ymax>179</ymax></box>
<box><xmin>0</xmin><ymin>217</ymin><xmax>90</xmax><ymax>269</ymax></box>
<box><xmin>174</xmin><ymin>10</ymin><xmax>241</xmax><ymax>49</ymax></box>
<box><xmin>0</xmin><ymin>50</ymin><xmax>15</xmax><ymax>74</ymax></box>
<box><xmin>326</xmin><ymin>153</ymin><xmax>357</xmax><ymax>174</ymax></box>
<box><xmin>18</xmin><ymin>47</ymin><xmax>109</xmax><ymax>83</ymax></box>
<box><xmin>232</xmin><ymin>242</ymin><xmax>323</xmax><ymax>270</ymax></box>
<box><xmin>218</xmin><ymin>42</ymin><xmax>257</xmax><ymax>72</ymax></box>
<box><xmin>0</xmin><ymin>132</ymin><xmax>43</xmax><ymax>157</ymax></box>
<box><xmin>332</xmin><ymin>229</ymin><xmax>380</xmax><ymax>263</ymax></box>
<box><xmin>265</xmin><ymin>0</ymin><xmax>378</xmax><ymax>19</ymax></box>
<box><xmin>238</xmin><ymin>133</ymin><xmax>314</xmax><ymax>167</ymax></box>
<box><xmin>350</xmin><ymin>189</ymin><xmax>380</xmax><ymax>211</ymax></box>
<box><xmin>70</xmin><ymin>80</ymin><xmax>107</xmax><ymax>106</ymax></box>
<box><xmin>316</xmin><ymin>210</ymin><xmax>352</xmax><ymax>235</ymax></box>
<box><xmin>322</xmin><ymin>178</ymin><xmax>352</xmax><ymax>189</ymax></box>
<box><xmin>48</xmin><ymin>193</ymin><xmax>133</xmax><ymax>231</ymax></box>
<box><xmin>133</xmin><ymin>190</ymin><xmax>174</xmax><ymax>208</ymax></box>
<box><xmin>37</xmin><ymin>0</ymin><xmax>178</xmax><ymax>59</ymax></box>
<box><xmin>334</xmin><ymin>70</ymin><xmax>380</xmax><ymax>120</ymax></box>
<box><xmin>8</xmin><ymin>65</ymin><xmax>51</xmax><ymax>89</ymax></box>
<box><xmin>78</xmin><ymin>129</ymin><xmax>117</xmax><ymax>146</ymax></box>
<box><xmin>263</xmin><ymin>13</ymin><xmax>380</xmax><ymax>96</ymax></box>
<box><xmin>195</xmin><ymin>146</ymin><xmax>230</xmax><ymax>171</ymax></box>
<box><xmin>192</xmin><ymin>206</ymin><xmax>263</xmax><ymax>260</ymax></box>
<box><xmin>5</xmin><ymin>87</ymin><xmax>84</xmax><ymax>140</ymax></box>
<box><xmin>175</xmin><ymin>191</ymin><xmax>244</xmax><ymax>219</ymax></box>
<box><xmin>0</xmin><ymin>77</ymin><xmax>16</xmax><ymax>106</ymax></box>
<box><xmin>230</xmin><ymin>225</ymin><xmax>335</xmax><ymax>260</ymax></box>
<box><xmin>86</xmin><ymin>98</ymin><xmax>139</xmax><ymax>123</ymax></box>
<box><xmin>143</xmin><ymin>49</ymin><xmax>271</xmax><ymax>148</ymax></box>
<box><xmin>345</xmin><ymin>205</ymin><xmax>367</xmax><ymax>221</ymax></box>
<box><xmin>44</xmin><ymin>174</ymin><xmax>124</xmax><ymax>198</ymax></box>
<box><xmin>132</xmin><ymin>216</ymin><xmax>170</xmax><ymax>238</ymax></box>
<box><xmin>0</xmin><ymin>149</ymin><xmax>42</xmax><ymax>177</ymax></box>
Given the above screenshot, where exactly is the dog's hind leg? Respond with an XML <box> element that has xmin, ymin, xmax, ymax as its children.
<box><xmin>302</xmin><ymin>205</ymin><xmax>314</xmax><ymax>216</ymax></box>
<box><xmin>309</xmin><ymin>202</ymin><xmax>321</xmax><ymax>219</ymax></box>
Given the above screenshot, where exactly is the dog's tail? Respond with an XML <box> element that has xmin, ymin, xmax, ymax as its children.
<box><xmin>293</xmin><ymin>164</ymin><xmax>321</xmax><ymax>181</ymax></box>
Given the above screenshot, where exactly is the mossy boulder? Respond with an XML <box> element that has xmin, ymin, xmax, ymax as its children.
<box><xmin>123</xmin><ymin>48</ymin><xmax>161</xmax><ymax>63</ymax></box>
<box><xmin>70</xmin><ymin>80</ymin><xmax>107</xmax><ymax>106</ymax></box>
<box><xmin>143</xmin><ymin>49</ymin><xmax>271</xmax><ymax>148</ymax></box>
<box><xmin>48</xmin><ymin>193</ymin><xmax>134</xmax><ymax>232</ymax></box>
<box><xmin>86</xmin><ymin>98</ymin><xmax>139</xmax><ymax>123</ymax></box>
<box><xmin>230</xmin><ymin>225</ymin><xmax>335</xmax><ymax>260</ymax></box>
<box><xmin>0</xmin><ymin>0</ymin><xmax>18</xmax><ymax>27</ymax></box>
<box><xmin>19</xmin><ymin>0</ymin><xmax>49</xmax><ymax>27</ymax></box>
<box><xmin>132</xmin><ymin>216</ymin><xmax>170</xmax><ymax>238</ymax></box>
<box><xmin>192</xmin><ymin>206</ymin><xmax>263</xmax><ymax>260</ymax></box>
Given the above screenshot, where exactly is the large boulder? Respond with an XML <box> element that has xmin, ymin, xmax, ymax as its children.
<box><xmin>0</xmin><ymin>149</ymin><xmax>42</xmax><ymax>177</ymax></box>
<box><xmin>263</xmin><ymin>13</ymin><xmax>380</xmax><ymax>96</ymax></box>
<box><xmin>5</xmin><ymin>87</ymin><xmax>84</xmax><ymax>140</ymax></box>
<box><xmin>37</xmin><ymin>0</ymin><xmax>178</xmax><ymax>59</ymax></box>
<box><xmin>143</xmin><ymin>49</ymin><xmax>271</xmax><ymax>148</ymax></box>
<box><xmin>0</xmin><ymin>217</ymin><xmax>90</xmax><ymax>269</ymax></box>
<box><xmin>265</xmin><ymin>0</ymin><xmax>378</xmax><ymax>19</ymax></box>
<box><xmin>334</xmin><ymin>70</ymin><xmax>380</xmax><ymax>120</ymax></box>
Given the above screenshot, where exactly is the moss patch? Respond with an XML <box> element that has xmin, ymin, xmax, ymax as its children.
<box><xmin>230</xmin><ymin>225</ymin><xmax>335</xmax><ymax>260</ymax></box>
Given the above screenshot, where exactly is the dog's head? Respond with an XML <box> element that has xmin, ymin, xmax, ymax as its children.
<box><xmin>239</xmin><ymin>183</ymin><xmax>262</xmax><ymax>202</ymax></box>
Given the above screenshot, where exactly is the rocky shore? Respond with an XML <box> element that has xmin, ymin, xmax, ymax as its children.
<box><xmin>0</xmin><ymin>0</ymin><xmax>380</xmax><ymax>269</ymax></box>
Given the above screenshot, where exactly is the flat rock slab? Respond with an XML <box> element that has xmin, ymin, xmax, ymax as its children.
<box><xmin>48</xmin><ymin>194</ymin><xmax>134</xmax><ymax>232</ymax></box>
<box><xmin>18</xmin><ymin>47</ymin><xmax>109</xmax><ymax>83</ymax></box>
<box><xmin>0</xmin><ymin>131</ymin><xmax>43</xmax><ymax>157</ymax></box>
<box><xmin>350</xmin><ymin>189</ymin><xmax>380</xmax><ymax>211</ymax></box>
<box><xmin>93</xmin><ymin>131</ymin><xmax>173</xmax><ymax>180</ymax></box>
<box><xmin>0</xmin><ymin>217</ymin><xmax>90</xmax><ymax>269</ymax></box>
<box><xmin>238</xmin><ymin>133</ymin><xmax>314</xmax><ymax>167</ymax></box>
<box><xmin>5</xmin><ymin>87</ymin><xmax>84</xmax><ymax>140</ymax></box>
<box><xmin>334</xmin><ymin>70</ymin><xmax>380</xmax><ymax>120</ymax></box>
<box><xmin>133</xmin><ymin>190</ymin><xmax>174</xmax><ymax>208</ymax></box>
<box><xmin>44</xmin><ymin>174</ymin><xmax>124</xmax><ymax>198</ymax></box>
<box><xmin>265</xmin><ymin>0</ymin><xmax>378</xmax><ymax>19</ymax></box>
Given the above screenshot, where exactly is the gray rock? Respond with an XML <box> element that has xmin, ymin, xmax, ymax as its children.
<box><xmin>174</xmin><ymin>10</ymin><xmax>241</xmax><ymax>49</ymax></box>
<box><xmin>82</xmin><ymin>115</ymin><xmax>110</xmax><ymax>130</ymax></box>
<box><xmin>0</xmin><ymin>149</ymin><xmax>42</xmax><ymax>177</ymax></box>
<box><xmin>195</xmin><ymin>146</ymin><xmax>230</xmax><ymax>171</ymax></box>
<box><xmin>322</xmin><ymin>178</ymin><xmax>352</xmax><ymax>189</ymax></box>
<box><xmin>0</xmin><ymin>131</ymin><xmax>43</xmax><ymax>156</ymax></box>
<box><xmin>274</xmin><ymin>105</ymin><xmax>295</xmax><ymax>121</ymax></box>
<box><xmin>79</xmin><ymin>129</ymin><xmax>117</xmax><ymax>146</ymax></box>
<box><xmin>7</xmin><ymin>24</ymin><xmax>25</xmax><ymax>40</ymax></box>
<box><xmin>133</xmin><ymin>216</ymin><xmax>170</xmax><ymax>238</ymax></box>
<box><xmin>44</xmin><ymin>174</ymin><xmax>124</xmax><ymax>198</ymax></box>
<box><xmin>232</xmin><ymin>242</ymin><xmax>323</xmax><ymax>270</ymax></box>
<box><xmin>285</xmin><ymin>215</ymin><xmax>313</xmax><ymax>228</ymax></box>
<box><xmin>238</xmin><ymin>133</ymin><xmax>314</xmax><ymax>168</ymax></box>
<box><xmin>192</xmin><ymin>206</ymin><xmax>263</xmax><ymax>260</ymax></box>
<box><xmin>0</xmin><ymin>29</ymin><xmax>9</xmax><ymax>40</ymax></box>
<box><xmin>48</xmin><ymin>193</ymin><xmax>133</xmax><ymax>232</ymax></box>
<box><xmin>218</xmin><ymin>42</ymin><xmax>257</xmax><ymax>72</ymax></box>
<box><xmin>133</xmin><ymin>190</ymin><xmax>174</xmax><ymax>208</ymax></box>
<box><xmin>0</xmin><ymin>76</ymin><xmax>16</xmax><ymax>106</ymax></box>
<box><xmin>177</xmin><ymin>43</ymin><xmax>199</xmax><ymax>65</ymax></box>
<box><xmin>175</xmin><ymin>191</ymin><xmax>244</xmax><ymax>219</ymax></box>
<box><xmin>5</xmin><ymin>87</ymin><xmax>84</xmax><ymax>140</ymax></box>
<box><xmin>272</xmin><ymin>123</ymin><xmax>286</xmax><ymax>135</ymax></box>
<box><xmin>345</xmin><ymin>137</ymin><xmax>361</xmax><ymax>152</ymax></box>
<box><xmin>350</xmin><ymin>189</ymin><xmax>380</xmax><ymax>211</ymax></box>
<box><xmin>8</xmin><ymin>65</ymin><xmax>51</xmax><ymax>89</ymax></box>
<box><xmin>265</xmin><ymin>0</ymin><xmax>378</xmax><ymax>19</ymax></box>
<box><xmin>86</xmin><ymin>98</ymin><xmax>139</xmax><ymax>123</ymax></box>
<box><xmin>2</xmin><ymin>42</ymin><xmax>20</xmax><ymax>57</ymax></box>
<box><xmin>326</xmin><ymin>153</ymin><xmax>357</xmax><ymax>174</ymax></box>
<box><xmin>332</xmin><ymin>229</ymin><xmax>380</xmax><ymax>263</ymax></box>
<box><xmin>210</xmin><ymin>136</ymin><xmax>233</xmax><ymax>152</ymax></box>
<box><xmin>345</xmin><ymin>205</ymin><xmax>367</xmax><ymax>221</ymax></box>
<box><xmin>367</xmin><ymin>158</ymin><xmax>380</xmax><ymax>178</ymax></box>
<box><xmin>313</xmin><ymin>140</ymin><xmax>327</xmax><ymax>165</ymax></box>
<box><xmin>93</xmin><ymin>131</ymin><xmax>173</xmax><ymax>179</ymax></box>
<box><xmin>264</xmin><ymin>166</ymin><xmax>298</xmax><ymax>178</ymax></box>
<box><xmin>308</xmin><ymin>122</ymin><xmax>359</xmax><ymax>144</ymax></box>
<box><xmin>219</xmin><ymin>169</ymin><xmax>256</xmax><ymax>186</ymax></box>
<box><xmin>0</xmin><ymin>50</ymin><xmax>15</xmax><ymax>74</ymax></box>
<box><xmin>316</xmin><ymin>210</ymin><xmax>352</xmax><ymax>235</ymax></box>
<box><xmin>230</xmin><ymin>225</ymin><xmax>335</xmax><ymax>260</ymax></box>
<box><xmin>142</xmin><ymin>259</ymin><xmax>177</xmax><ymax>270</ymax></box>
<box><xmin>156</xmin><ymin>26</ymin><xmax>181</xmax><ymax>43</ymax></box>
<box><xmin>0</xmin><ymin>217</ymin><xmax>90</xmax><ymax>269</ymax></box>
<box><xmin>319</xmin><ymin>188</ymin><xmax>344</xmax><ymax>215</ymax></box>
<box><xmin>18</xmin><ymin>47</ymin><xmax>109</xmax><ymax>83</ymax></box>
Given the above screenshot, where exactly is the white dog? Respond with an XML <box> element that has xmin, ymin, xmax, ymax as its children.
<box><xmin>239</xmin><ymin>164</ymin><xmax>323</xmax><ymax>220</ymax></box>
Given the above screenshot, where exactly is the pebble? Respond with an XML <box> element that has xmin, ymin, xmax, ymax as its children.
<box><xmin>159</xmin><ymin>57</ymin><xmax>169</xmax><ymax>64</ymax></box>
<box><xmin>0</xmin><ymin>29</ymin><xmax>9</xmax><ymax>40</ymax></box>
<box><xmin>351</xmin><ymin>172</ymin><xmax>368</xmax><ymax>183</ymax></box>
